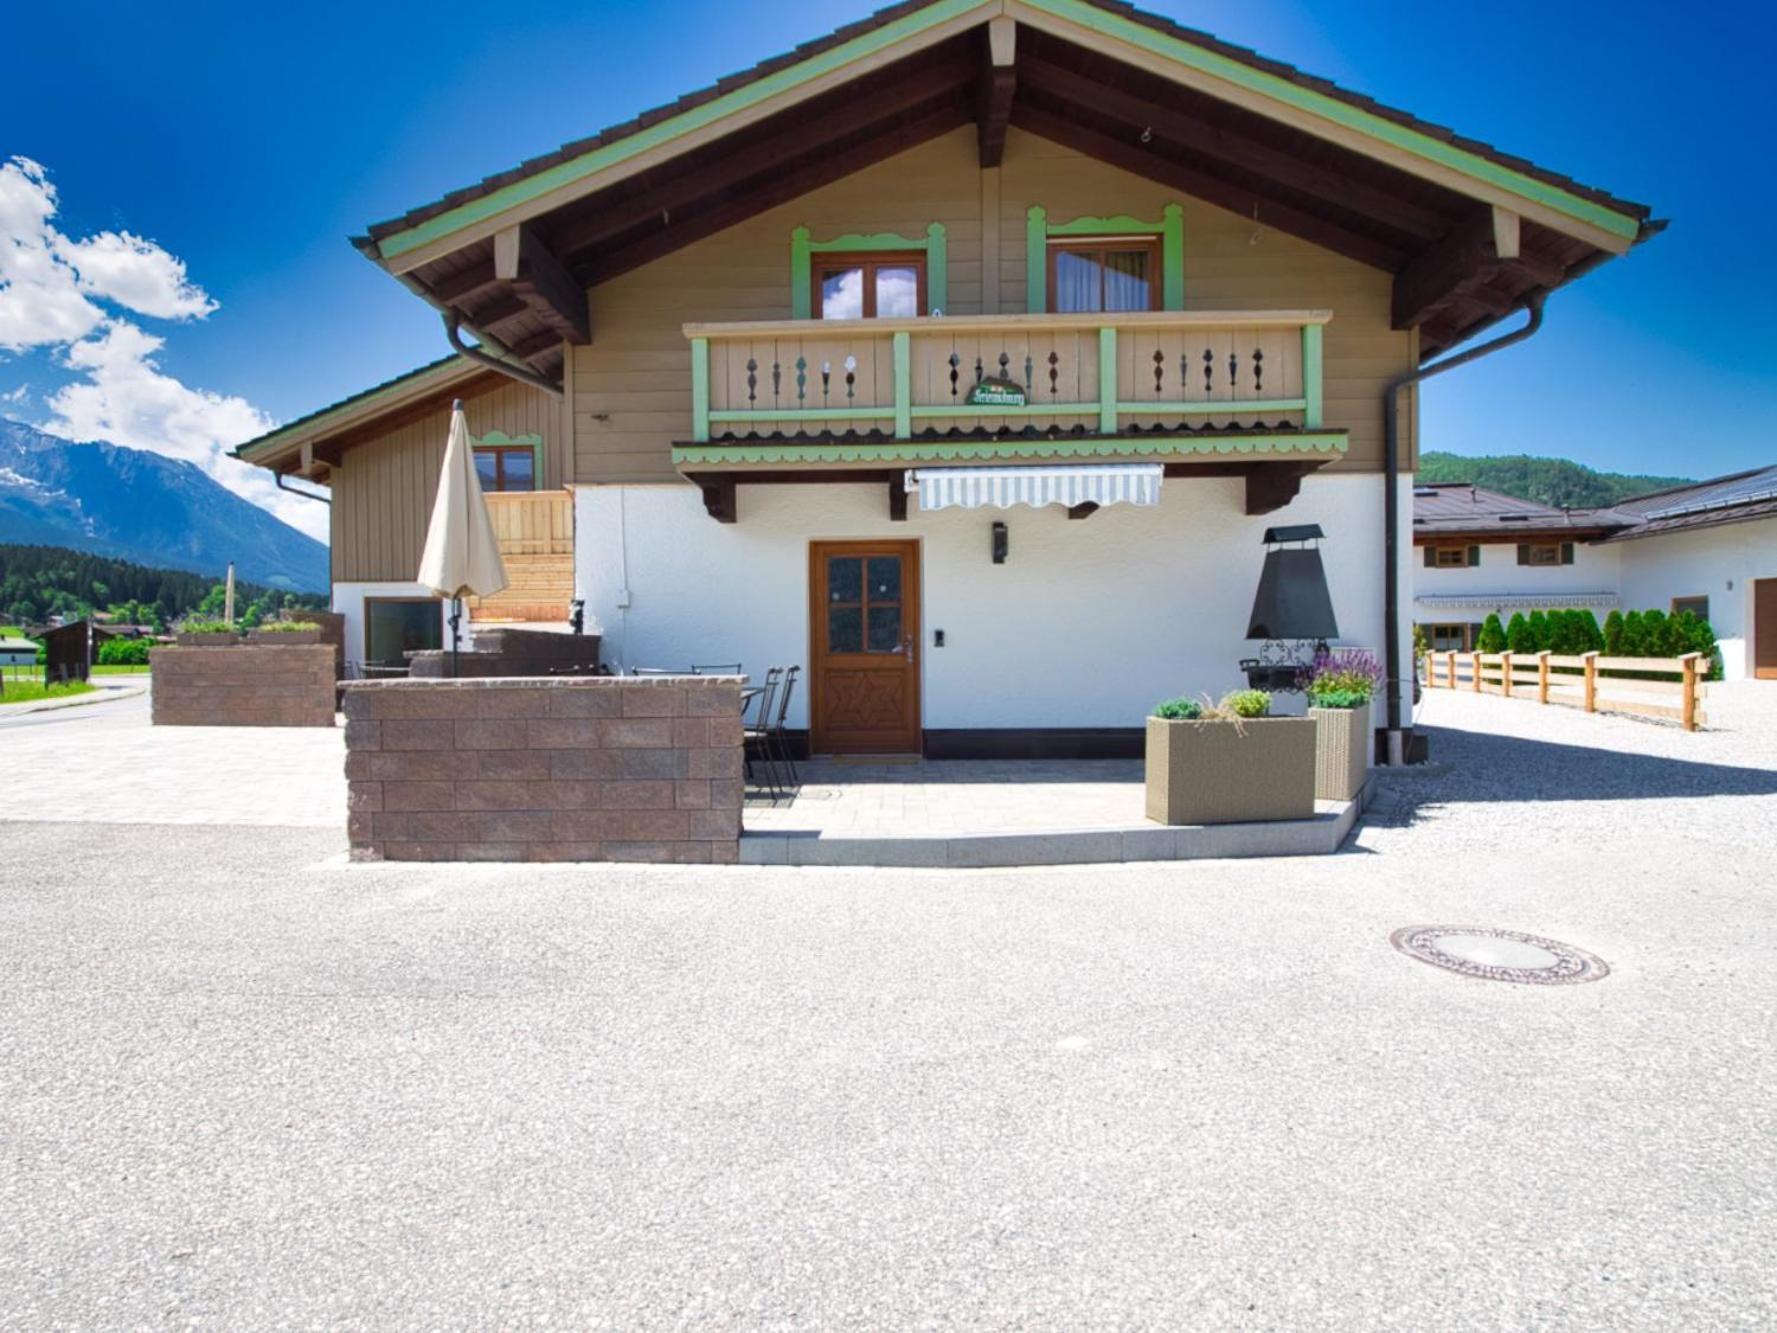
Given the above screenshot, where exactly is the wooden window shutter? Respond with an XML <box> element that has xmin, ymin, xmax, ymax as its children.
<box><xmin>1468</xmin><ymin>545</ymin><xmax>1481</xmax><ymax>567</ymax></box>
<box><xmin>1424</xmin><ymin>546</ymin><xmax>1436</xmax><ymax>568</ymax></box>
<box><xmin>1517</xmin><ymin>544</ymin><xmax>1529</xmax><ymax>565</ymax></box>
<box><xmin>1561</xmin><ymin>542</ymin><xmax>1575</xmax><ymax>565</ymax></box>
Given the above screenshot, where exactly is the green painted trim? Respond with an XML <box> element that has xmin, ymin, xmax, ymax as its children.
<box><xmin>791</xmin><ymin>224</ymin><xmax>948</xmax><ymax>318</ymax></box>
<box><xmin>1022</xmin><ymin>0</ymin><xmax>1641</xmax><ymax>241</ymax></box>
<box><xmin>789</xmin><ymin>230</ymin><xmax>812</xmax><ymax>320</ymax></box>
<box><xmin>1025</xmin><ymin>206</ymin><xmax>1047</xmax><ymax>313</ymax></box>
<box><xmin>690</xmin><ymin>337</ymin><xmax>710</xmax><ymax>442</ymax></box>
<box><xmin>909</xmin><ymin>403</ymin><xmax>1097</xmax><ymax>418</ymax></box>
<box><xmin>1161</xmin><ymin>204</ymin><xmax>1185</xmax><ymax>311</ymax></box>
<box><xmin>671</xmin><ymin>431</ymin><xmax>1349</xmax><ymax>468</ymax></box>
<box><xmin>473</xmin><ymin>431</ymin><xmax>545</xmax><ymax>490</ymax></box>
<box><xmin>1098</xmin><ymin>327</ymin><xmax>1118</xmax><ymax>433</ymax></box>
<box><xmin>1026</xmin><ymin>203</ymin><xmax>1185</xmax><ymax>312</ymax></box>
<box><xmin>1116</xmin><ymin>399</ymin><xmax>1307</xmax><ymax>415</ymax></box>
<box><xmin>234</xmin><ymin>355</ymin><xmax>473</xmax><ymax>460</ymax></box>
<box><xmin>925</xmin><ymin>222</ymin><xmax>948</xmax><ymax>315</ymax></box>
<box><xmin>708</xmin><ymin>407</ymin><xmax>897</xmax><ymax>422</ymax></box>
<box><xmin>374</xmin><ymin>0</ymin><xmax>987</xmax><ymax>260</ymax></box>
<box><xmin>1300</xmin><ymin>324</ymin><xmax>1324</xmax><ymax>429</ymax></box>
<box><xmin>892</xmin><ymin>331</ymin><xmax>912</xmax><ymax>437</ymax></box>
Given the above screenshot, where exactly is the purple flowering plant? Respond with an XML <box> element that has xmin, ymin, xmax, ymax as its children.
<box><xmin>1301</xmin><ymin>649</ymin><xmax>1383</xmax><ymax>708</ymax></box>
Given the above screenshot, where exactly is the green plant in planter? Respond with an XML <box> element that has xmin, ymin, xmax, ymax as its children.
<box><xmin>1221</xmin><ymin>689</ymin><xmax>1272</xmax><ymax>719</ymax></box>
<box><xmin>1302</xmin><ymin>649</ymin><xmax>1381</xmax><ymax>708</ymax></box>
<box><xmin>181</xmin><ymin>619</ymin><xmax>235</xmax><ymax>634</ymax></box>
<box><xmin>1308</xmin><ymin>687</ymin><xmax>1368</xmax><ymax>710</ymax></box>
<box><xmin>1152</xmin><ymin>697</ymin><xmax>1203</xmax><ymax>721</ymax></box>
<box><xmin>254</xmin><ymin>620</ymin><xmax>322</xmax><ymax>633</ymax></box>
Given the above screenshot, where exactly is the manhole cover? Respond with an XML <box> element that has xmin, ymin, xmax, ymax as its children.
<box><xmin>1390</xmin><ymin>925</ymin><xmax>1609</xmax><ymax>985</ymax></box>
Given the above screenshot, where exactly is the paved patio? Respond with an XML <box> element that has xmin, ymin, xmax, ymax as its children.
<box><xmin>1</xmin><ymin>682</ymin><xmax>1775</xmax><ymax>1325</ymax></box>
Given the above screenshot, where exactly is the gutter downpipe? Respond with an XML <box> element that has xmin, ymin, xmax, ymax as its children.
<box><xmin>1383</xmin><ymin>291</ymin><xmax>1545</xmax><ymax>765</ymax></box>
<box><xmin>443</xmin><ymin>312</ymin><xmax>563</xmax><ymax>399</ymax></box>
<box><xmin>275</xmin><ymin>473</ymin><xmax>330</xmax><ymax>505</ymax></box>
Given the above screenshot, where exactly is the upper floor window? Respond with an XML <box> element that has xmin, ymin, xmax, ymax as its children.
<box><xmin>473</xmin><ymin>445</ymin><xmax>535</xmax><ymax>493</ymax></box>
<box><xmin>1517</xmin><ymin>542</ymin><xmax>1574</xmax><ymax>567</ymax></box>
<box><xmin>1049</xmin><ymin>239</ymin><xmax>1160</xmax><ymax>314</ymax></box>
<box><xmin>816</xmin><ymin>254</ymin><xmax>925</xmax><ymax>319</ymax></box>
<box><xmin>1427</xmin><ymin>544</ymin><xmax>1477</xmax><ymax>569</ymax></box>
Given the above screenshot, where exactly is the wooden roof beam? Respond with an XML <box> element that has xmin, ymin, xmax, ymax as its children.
<box><xmin>430</xmin><ymin>262</ymin><xmax>498</xmax><ymax>305</ymax></box>
<box><xmin>1012</xmin><ymin>104</ymin><xmax>1406</xmax><ymax>272</ymax></box>
<box><xmin>494</xmin><ymin>222</ymin><xmax>592</xmax><ymax>345</ymax></box>
<box><xmin>978</xmin><ymin>17</ymin><xmax>1017</xmax><ymax>169</ymax></box>
<box><xmin>1392</xmin><ymin>206</ymin><xmax>1562</xmax><ymax>330</ymax></box>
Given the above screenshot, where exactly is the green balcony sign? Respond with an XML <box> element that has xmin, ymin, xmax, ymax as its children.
<box><xmin>967</xmin><ymin>377</ymin><xmax>1026</xmax><ymax>408</ymax></box>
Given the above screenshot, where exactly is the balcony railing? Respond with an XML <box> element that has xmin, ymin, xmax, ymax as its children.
<box><xmin>685</xmin><ymin>310</ymin><xmax>1327</xmax><ymax>442</ymax></box>
<box><xmin>468</xmin><ymin>489</ymin><xmax>575</xmax><ymax>623</ymax></box>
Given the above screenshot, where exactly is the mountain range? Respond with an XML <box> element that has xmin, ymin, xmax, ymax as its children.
<box><xmin>1417</xmin><ymin>451</ymin><xmax>1693</xmax><ymax>509</ymax></box>
<box><xmin>0</xmin><ymin>419</ymin><xmax>327</xmax><ymax>591</ymax></box>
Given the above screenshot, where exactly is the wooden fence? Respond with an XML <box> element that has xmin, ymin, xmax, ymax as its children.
<box><xmin>1424</xmin><ymin>650</ymin><xmax>1707</xmax><ymax>731</ymax></box>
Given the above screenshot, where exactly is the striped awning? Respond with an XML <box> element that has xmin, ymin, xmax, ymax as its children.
<box><xmin>1415</xmin><ymin>592</ymin><xmax>1618</xmax><ymax>612</ymax></box>
<box><xmin>909</xmin><ymin>464</ymin><xmax>1162</xmax><ymax>513</ymax></box>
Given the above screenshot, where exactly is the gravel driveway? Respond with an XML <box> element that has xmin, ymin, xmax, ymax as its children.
<box><xmin>2</xmin><ymin>686</ymin><xmax>1774</xmax><ymax>1328</ymax></box>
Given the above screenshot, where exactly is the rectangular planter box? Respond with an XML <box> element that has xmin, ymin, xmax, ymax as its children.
<box><xmin>175</xmin><ymin>631</ymin><xmax>241</xmax><ymax>647</ymax></box>
<box><xmin>1144</xmin><ymin>715</ymin><xmax>1316</xmax><ymax>825</ymax></box>
<box><xmin>248</xmin><ymin>627</ymin><xmax>323</xmax><ymax>645</ymax></box>
<box><xmin>1310</xmin><ymin>702</ymin><xmax>1371</xmax><ymax>802</ymax></box>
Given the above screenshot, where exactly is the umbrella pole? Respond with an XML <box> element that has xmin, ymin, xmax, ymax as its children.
<box><xmin>450</xmin><ymin>596</ymin><xmax>462</xmax><ymax>678</ymax></box>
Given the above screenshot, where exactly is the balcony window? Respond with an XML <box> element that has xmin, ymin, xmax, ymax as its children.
<box><xmin>1049</xmin><ymin>240</ymin><xmax>1160</xmax><ymax>314</ymax></box>
<box><xmin>816</xmin><ymin>255</ymin><xmax>925</xmax><ymax>319</ymax></box>
<box><xmin>473</xmin><ymin>445</ymin><xmax>536</xmax><ymax>493</ymax></box>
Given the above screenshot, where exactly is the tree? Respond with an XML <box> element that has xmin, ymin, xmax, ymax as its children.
<box><xmin>1505</xmin><ymin>611</ymin><xmax>1534</xmax><ymax>654</ymax></box>
<box><xmin>1526</xmin><ymin>609</ymin><xmax>1550</xmax><ymax>652</ymax></box>
<box><xmin>1477</xmin><ymin>613</ymin><xmax>1507</xmax><ymax>654</ymax></box>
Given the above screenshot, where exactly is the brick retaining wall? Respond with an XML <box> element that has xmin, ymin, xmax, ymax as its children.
<box><xmin>151</xmin><ymin>644</ymin><xmax>337</xmax><ymax>727</ymax></box>
<box><xmin>341</xmin><ymin>676</ymin><xmax>744</xmax><ymax>864</ymax></box>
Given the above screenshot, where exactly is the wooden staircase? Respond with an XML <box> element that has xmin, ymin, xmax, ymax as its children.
<box><xmin>468</xmin><ymin>490</ymin><xmax>575</xmax><ymax>623</ymax></box>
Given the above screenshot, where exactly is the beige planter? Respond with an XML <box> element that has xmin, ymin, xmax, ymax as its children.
<box><xmin>1144</xmin><ymin>715</ymin><xmax>1317</xmax><ymax>825</ymax></box>
<box><xmin>175</xmin><ymin>631</ymin><xmax>240</xmax><ymax>647</ymax></box>
<box><xmin>248</xmin><ymin>627</ymin><xmax>323</xmax><ymax>645</ymax></box>
<box><xmin>1310</xmin><ymin>701</ymin><xmax>1371</xmax><ymax>802</ymax></box>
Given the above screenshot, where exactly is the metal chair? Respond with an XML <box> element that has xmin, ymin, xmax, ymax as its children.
<box><xmin>630</xmin><ymin>666</ymin><xmax>685</xmax><ymax>676</ymax></box>
<box><xmin>690</xmin><ymin>662</ymin><xmax>743</xmax><ymax>675</ymax></box>
<box><xmin>743</xmin><ymin>667</ymin><xmax>784</xmax><ymax>797</ymax></box>
<box><xmin>769</xmin><ymin>666</ymin><xmax>800</xmax><ymax>786</ymax></box>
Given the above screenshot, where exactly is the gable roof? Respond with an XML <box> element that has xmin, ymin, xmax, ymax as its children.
<box><xmin>349</xmin><ymin>0</ymin><xmax>1659</xmax><ymax>388</ymax></box>
<box><xmin>1412</xmin><ymin>482</ymin><xmax>1629</xmax><ymax>541</ymax></box>
<box><xmin>1597</xmin><ymin>465</ymin><xmax>1777</xmax><ymax>542</ymax></box>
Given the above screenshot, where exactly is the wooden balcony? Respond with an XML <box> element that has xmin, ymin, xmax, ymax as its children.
<box><xmin>467</xmin><ymin>489</ymin><xmax>575</xmax><ymax>623</ymax></box>
<box><xmin>682</xmin><ymin>311</ymin><xmax>1332</xmax><ymax>459</ymax></box>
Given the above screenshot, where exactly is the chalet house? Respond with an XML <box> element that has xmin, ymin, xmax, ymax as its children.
<box><xmin>1414</xmin><ymin>467</ymin><xmax>1777</xmax><ymax>679</ymax></box>
<box><xmin>237</xmin><ymin>0</ymin><xmax>1658</xmax><ymax>757</ymax></box>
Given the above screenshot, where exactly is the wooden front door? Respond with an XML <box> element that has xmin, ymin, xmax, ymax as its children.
<box><xmin>809</xmin><ymin>540</ymin><xmax>921</xmax><ymax>754</ymax></box>
<box><xmin>1756</xmin><ymin>579</ymin><xmax>1777</xmax><ymax>680</ymax></box>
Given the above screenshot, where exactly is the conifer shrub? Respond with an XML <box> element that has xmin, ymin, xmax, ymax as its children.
<box><xmin>1505</xmin><ymin>612</ymin><xmax>1534</xmax><ymax>654</ymax></box>
<box><xmin>1476</xmin><ymin>613</ymin><xmax>1507</xmax><ymax>654</ymax></box>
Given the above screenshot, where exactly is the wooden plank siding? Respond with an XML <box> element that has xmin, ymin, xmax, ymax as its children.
<box><xmin>568</xmin><ymin>125</ymin><xmax>1414</xmax><ymax>484</ymax></box>
<box><xmin>329</xmin><ymin>377</ymin><xmax>565</xmax><ymax>583</ymax></box>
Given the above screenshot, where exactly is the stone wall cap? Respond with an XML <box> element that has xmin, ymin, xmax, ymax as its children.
<box><xmin>341</xmin><ymin>674</ymin><xmax>747</xmax><ymax>691</ymax></box>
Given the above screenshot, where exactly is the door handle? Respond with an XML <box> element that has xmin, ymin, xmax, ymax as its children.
<box><xmin>903</xmin><ymin>636</ymin><xmax>914</xmax><ymax>664</ymax></box>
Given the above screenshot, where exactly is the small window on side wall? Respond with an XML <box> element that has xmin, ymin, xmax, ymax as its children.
<box><xmin>1672</xmin><ymin>595</ymin><xmax>1710</xmax><ymax>621</ymax></box>
<box><xmin>473</xmin><ymin>446</ymin><xmax>536</xmax><ymax>493</ymax></box>
<box><xmin>1048</xmin><ymin>239</ymin><xmax>1160</xmax><ymax>313</ymax></box>
<box><xmin>1517</xmin><ymin>542</ymin><xmax>1574</xmax><ymax>567</ymax></box>
<box><xmin>1425</xmin><ymin>545</ymin><xmax>1479</xmax><ymax>569</ymax></box>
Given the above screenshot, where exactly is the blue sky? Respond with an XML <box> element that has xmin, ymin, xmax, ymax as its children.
<box><xmin>2</xmin><ymin>0</ymin><xmax>1770</xmax><ymax>539</ymax></box>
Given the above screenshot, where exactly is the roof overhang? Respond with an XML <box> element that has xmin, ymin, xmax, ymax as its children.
<box><xmin>352</xmin><ymin>0</ymin><xmax>1655</xmax><ymax>379</ymax></box>
<box><xmin>233</xmin><ymin>356</ymin><xmax>495</xmax><ymax>477</ymax></box>
<box><xmin>1414</xmin><ymin>525</ymin><xmax>1625</xmax><ymax>545</ymax></box>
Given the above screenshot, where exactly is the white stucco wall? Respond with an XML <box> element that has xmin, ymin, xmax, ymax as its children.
<box><xmin>574</xmin><ymin>470</ymin><xmax>1412</xmax><ymax>732</ymax></box>
<box><xmin>331</xmin><ymin>581</ymin><xmax>454</xmax><ymax>669</ymax></box>
<box><xmin>1613</xmin><ymin>517</ymin><xmax>1777</xmax><ymax>680</ymax></box>
<box><xmin>1411</xmin><ymin>538</ymin><xmax>1620</xmax><ymax>619</ymax></box>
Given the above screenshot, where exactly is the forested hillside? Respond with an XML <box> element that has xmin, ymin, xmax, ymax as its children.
<box><xmin>1418</xmin><ymin>452</ymin><xmax>1692</xmax><ymax>508</ymax></box>
<box><xmin>0</xmin><ymin>544</ymin><xmax>326</xmax><ymax>629</ymax></box>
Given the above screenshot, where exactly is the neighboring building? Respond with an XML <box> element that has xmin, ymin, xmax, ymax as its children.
<box><xmin>236</xmin><ymin>0</ymin><xmax>1657</xmax><ymax>754</ymax></box>
<box><xmin>0</xmin><ymin>636</ymin><xmax>40</xmax><ymax>669</ymax></box>
<box><xmin>1413</xmin><ymin>466</ymin><xmax>1777</xmax><ymax>679</ymax></box>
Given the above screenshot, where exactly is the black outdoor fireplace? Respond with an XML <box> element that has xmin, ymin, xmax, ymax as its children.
<box><xmin>1241</xmin><ymin>524</ymin><xmax>1336</xmax><ymax>691</ymax></box>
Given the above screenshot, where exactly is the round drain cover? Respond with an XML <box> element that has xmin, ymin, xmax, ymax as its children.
<box><xmin>1390</xmin><ymin>925</ymin><xmax>1609</xmax><ymax>985</ymax></box>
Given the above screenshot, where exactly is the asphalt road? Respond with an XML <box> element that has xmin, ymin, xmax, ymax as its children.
<box><xmin>2</xmin><ymin>687</ymin><xmax>1774</xmax><ymax>1328</ymax></box>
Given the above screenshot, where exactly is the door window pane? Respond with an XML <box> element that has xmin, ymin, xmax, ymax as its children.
<box><xmin>820</xmin><ymin>267</ymin><xmax>865</xmax><ymax>320</ymax></box>
<box><xmin>366</xmin><ymin>600</ymin><xmax>441</xmax><ymax>669</ymax></box>
<box><xmin>867</xmin><ymin>605</ymin><xmax>902</xmax><ymax>653</ymax></box>
<box><xmin>866</xmin><ymin>557</ymin><xmax>901</xmax><ymax>602</ymax></box>
<box><xmin>875</xmin><ymin>267</ymin><xmax>919</xmax><ymax>318</ymax></box>
<box><xmin>827</xmin><ymin>606</ymin><xmax>862</xmax><ymax>654</ymax></box>
<box><xmin>827</xmin><ymin>556</ymin><xmax>862</xmax><ymax>603</ymax></box>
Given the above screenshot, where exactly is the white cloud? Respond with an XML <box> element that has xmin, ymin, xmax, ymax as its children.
<box><xmin>0</xmin><ymin>156</ymin><xmax>322</xmax><ymax>540</ymax></box>
<box><xmin>1</xmin><ymin>384</ymin><xmax>26</xmax><ymax>404</ymax></box>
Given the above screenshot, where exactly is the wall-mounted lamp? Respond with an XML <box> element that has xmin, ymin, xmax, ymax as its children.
<box><xmin>991</xmin><ymin>521</ymin><xmax>1008</xmax><ymax>564</ymax></box>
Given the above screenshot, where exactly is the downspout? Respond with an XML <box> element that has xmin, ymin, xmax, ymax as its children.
<box><xmin>276</xmin><ymin>473</ymin><xmax>330</xmax><ymax>505</ymax></box>
<box><xmin>443</xmin><ymin>312</ymin><xmax>563</xmax><ymax>399</ymax></box>
<box><xmin>1383</xmin><ymin>291</ymin><xmax>1545</xmax><ymax>764</ymax></box>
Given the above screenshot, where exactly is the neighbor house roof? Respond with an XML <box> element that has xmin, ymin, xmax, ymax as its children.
<box><xmin>1596</xmin><ymin>465</ymin><xmax>1777</xmax><ymax>542</ymax></box>
<box><xmin>1411</xmin><ymin>482</ymin><xmax>1629</xmax><ymax>542</ymax></box>
<box><xmin>345</xmin><ymin>0</ymin><xmax>1659</xmax><ymax>389</ymax></box>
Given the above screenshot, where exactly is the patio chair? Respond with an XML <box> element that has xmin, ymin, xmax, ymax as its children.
<box><xmin>690</xmin><ymin>662</ymin><xmax>743</xmax><ymax>675</ymax></box>
<box><xmin>743</xmin><ymin>667</ymin><xmax>784</xmax><ymax>798</ymax></box>
<box><xmin>630</xmin><ymin>666</ymin><xmax>685</xmax><ymax>676</ymax></box>
<box><xmin>769</xmin><ymin>666</ymin><xmax>800</xmax><ymax>787</ymax></box>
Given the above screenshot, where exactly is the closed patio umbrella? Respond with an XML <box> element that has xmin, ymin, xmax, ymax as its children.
<box><xmin>417</xmin><ymin>400</ymin><xmax>508</xmax><ymax>675</ymax></box>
